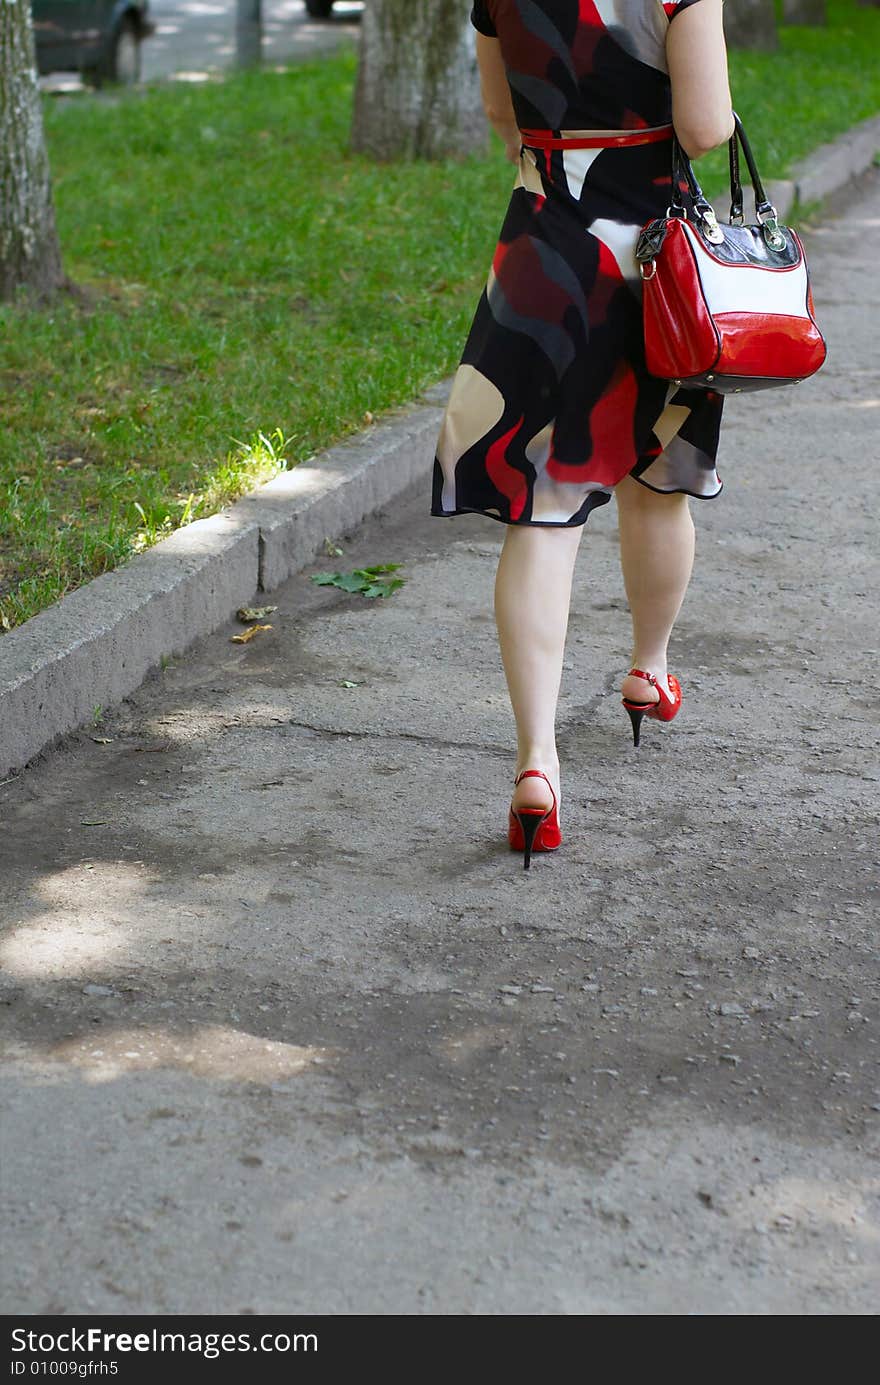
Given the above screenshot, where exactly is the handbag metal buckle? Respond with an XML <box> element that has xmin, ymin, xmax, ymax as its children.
<box><xmin>700</xmin><ymin>207</ymin><xmax>725</xmax><ymax>245</ymax></box>
<box><xmin>639</xmin><ymin>260</ymin><xmax>657</xmax><ymax>281</ymax></box>
<box><xmin>757</xmin><ymin>207</ymin><xmax>786</xmax><ymax>252</ymax></box>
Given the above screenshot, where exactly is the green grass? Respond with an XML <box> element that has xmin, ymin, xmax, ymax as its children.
<box><xmin>1</xmin><ymin>0</ymin><xmax>878</xmax><ymax>630</ymax></box>
<box><xmin>698</xmin><ymin>0</ymin><xmax>880</xmax><ymax>193</ymax></box>
<box><xmin>0</xmin><ymin>54</ymin><xmax>498</xmax><ymax>627</ymax></box>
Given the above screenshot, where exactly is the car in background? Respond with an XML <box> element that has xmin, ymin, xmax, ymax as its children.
<box><xmin>32</xmin><ymin>0</ymin><xmax>155</xmax><ymax>86</ymax></box>
<box><xmin>305</xmin><ymin>1</ymin><xmax>336</xmax><ymax>16</ymax></box>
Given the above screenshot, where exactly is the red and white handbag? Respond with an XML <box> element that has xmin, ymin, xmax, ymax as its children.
<box><xmin>636</xmin><ymin>114</ymin><xmax>827</xmax><ymax>392</ymax></box>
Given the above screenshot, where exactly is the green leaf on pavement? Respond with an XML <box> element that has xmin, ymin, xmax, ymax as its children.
<box><xmin>310</xmin><ymin>565</ymin><xmax>404</xmax><ymax>599</ymax></box>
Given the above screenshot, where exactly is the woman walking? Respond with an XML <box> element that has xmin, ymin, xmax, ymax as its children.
<box><xmin>431</xmin><ymin>0</ymin><xmax>735</xmax><ymax>866</ymax></box>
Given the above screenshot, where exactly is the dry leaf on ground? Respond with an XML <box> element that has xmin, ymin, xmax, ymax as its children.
<box><xmin>230</xmin><ymin>623</ymin><xmax>273</xmax><ymax>644</ymax></box>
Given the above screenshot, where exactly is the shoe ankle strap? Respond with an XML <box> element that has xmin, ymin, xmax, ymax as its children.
<box><xmin>628</xmin><ymin>668</ymin><xmax>658</xmax><ymax>685</ymax></box>
<box><xmin>513</xmin><ymin>769</ymin><xmax>557</xmax><ymax>806</ymax></box>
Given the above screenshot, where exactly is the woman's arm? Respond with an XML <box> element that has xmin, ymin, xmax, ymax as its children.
<box><xmin>476</xmin><ymin>33</ymin><xmax>520</xmax><ymax>163</ymax></box>
<box><xmin>667</xmin><ymin>0</ymin><xmax>735</xmax><ymax>158</ymax></box>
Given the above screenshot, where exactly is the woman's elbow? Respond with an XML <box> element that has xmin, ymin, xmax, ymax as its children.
<box><xmin>675</xmin><ymin>112</ymin><xmax>735</xmax><ymax>160</ymax></box>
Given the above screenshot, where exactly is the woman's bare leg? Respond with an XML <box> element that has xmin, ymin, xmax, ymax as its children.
<box><xmin>494</xmin><ymin>523</ymin><xmax>584</xmax><ymax>813</ymax></box>
<box><xmin>615</xmin><ymin>474</ymin><xmax>695</xmax><ymax>703</ymax></box>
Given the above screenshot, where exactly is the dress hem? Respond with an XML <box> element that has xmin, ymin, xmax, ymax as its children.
<box><xmin>430</xmin><ymin>506</ymin><xmax>601</xmax><ymax>529</ymax></box>
<box><xmin>431</xmin><ymin>477</ymin><xmax>723</xmax><ymax>527</ymax></box>
<box><xmin>630</xmin><ymin>474</ymin><xmax>724</xmax><ymax>501</ymax></box>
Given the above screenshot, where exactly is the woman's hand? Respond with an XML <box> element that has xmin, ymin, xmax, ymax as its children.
<box><xmin>502</xmin><ymin>129</ymin><xmax>522</xmax><ymax>164</ymax></box>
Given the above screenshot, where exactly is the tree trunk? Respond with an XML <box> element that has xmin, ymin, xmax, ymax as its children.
<box><xmin>351</xmin><ymin>0</ymin><xmax>486</xmax><ymax>160</ymax></box>
<box><xmin>723</xmin><ymin>0</ymin><xmax>779</xmax><ymax>50</ymax></box>
<box><xmin>0</xmin><ymin>0</ymin><xmax>64</xmax><ymax>302</ymax></box>
<box><xmin>781</xmin><ymin>0</ymin><xmax>826</xmax><ymax>21</ymax></box>
<box><xmin>236</xmin><ymin>0</ymin><xmax>263</xmax><ymax>67</ymax></box>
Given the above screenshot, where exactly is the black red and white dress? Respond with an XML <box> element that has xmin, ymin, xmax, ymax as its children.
<box><xmin>431</xmin><ymin>0</ymin><xmax>723</xmax><ymax>527</ymax></box>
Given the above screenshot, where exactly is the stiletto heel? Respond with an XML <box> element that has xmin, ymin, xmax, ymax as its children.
<box><xmin>515</xmin><ymin>810</ymin><xmax>546</xmax><ymax>870</ymax></box>
<box><xmin>508</xmin><ymin>769</ymin><xmax>562</xmax><ymax>868</ymax></box>
<box><xmin>621</xmin><ymin>667</ymin><xmax>682</xmax><ymax>747</ymax></box>
<box><xmin>625</xmin><ymin>705</ymin><xmax>646</xmax><ymax>747</ymax></box>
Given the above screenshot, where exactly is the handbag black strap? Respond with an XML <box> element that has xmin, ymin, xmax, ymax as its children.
<box><xmin>670</xmin><ymin>113</ymin><xmax>781</xmax><ymax>246</ymax></box>
<box><xmin>670</xmin><ymin>137</ymin><xmax>715</xmax><ymax>221</ymax></box>
<box><xmin>730</xmin><ymin>112</ymin><xmax>775</xmax><ymax>220</ymax></box>
<box><xmin>728</xmin><ymin>134</ymin><xmax>743</xmax><ymax>224</ymax></box>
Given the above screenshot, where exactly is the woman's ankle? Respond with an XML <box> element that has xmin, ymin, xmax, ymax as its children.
<box><xmin>515</xmin><ymin>748</ymin><xmax>559</xmax><ymax>777</ymax></box>
<box><xmin>512</xmin><ymin>759</ymin><xmax>560</xmax><ymax>812</ymax></box>
<box><xmin>623</xmin><ymin>662</ymin><xmax>669</xmax><ymax>702</ymax></box>
<box><xmin>629</xmin><ymin>651</ymin><xmax>668</xmax><ymax>678</ymax></box>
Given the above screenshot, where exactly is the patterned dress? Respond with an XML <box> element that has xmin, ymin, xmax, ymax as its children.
<box><xmin>431</xmin><ymin>0</ymin><xmax>724</xmax><ymax>527</ymax></box>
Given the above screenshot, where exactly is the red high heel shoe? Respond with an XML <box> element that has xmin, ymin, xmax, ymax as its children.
<box><xmin>621</xmin><ymin>668</ymin><xmax>682</xmax><ymax>747</ymax></box>
<box><xmin>508</xmin><ymin>769</ymin><xmax>562</xmax><ymax>870</ymax></box>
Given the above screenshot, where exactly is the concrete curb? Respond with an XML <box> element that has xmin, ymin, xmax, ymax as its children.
<box><xmin>711</xmin><ymin>114</ymin><xmax>880</xmax><ymax>223</ymax></box>
<box><xmin>0</xmin><ymin>510</ymin><xmax>258</xmax><ymax>779</ymax></box>
<box><xmin>241</xmin><ymin>384</ymin><xmax>449</xmax><ymax>593</ymax></box>
<box><xmin>0</xmin><ymin>391</ymin><xmax>447</xmax><ymax>778</ymax></box>
<box><xmin>790</xmin><ymin>114</ymin><xmax>880</xmax><ymax>207</ymax></box>
<box><xmin>2</xmin><ymin>117</ymin><xmax>879</xmax><ymax>778</ymax></box>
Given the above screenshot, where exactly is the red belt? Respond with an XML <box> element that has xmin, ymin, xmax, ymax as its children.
<box><xmin>520</xmin><ymin>124</ymin><xmax>674</xmax><ymax>150</ymax></box>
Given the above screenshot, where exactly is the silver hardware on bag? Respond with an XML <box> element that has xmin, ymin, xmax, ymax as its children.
<box><xmin>640</xmin><ymin>260</ymin><xmax>657</xmax><ymax>280</ymax></box>
<box><xmin>700</xmin><ymin>207</ymin><xmax>725</xmax><ymax>244</ymax></box>
<box><xmin>757</xmin><ymin>207</ymin><xmax>786</xmax><ymax>252</ymax></box>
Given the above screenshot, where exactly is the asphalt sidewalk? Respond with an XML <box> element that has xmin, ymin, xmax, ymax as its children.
<box><xmin>1</xmin><ymin>176</ymin><xmax>878</xmax><ymax>1316</ymax></box>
